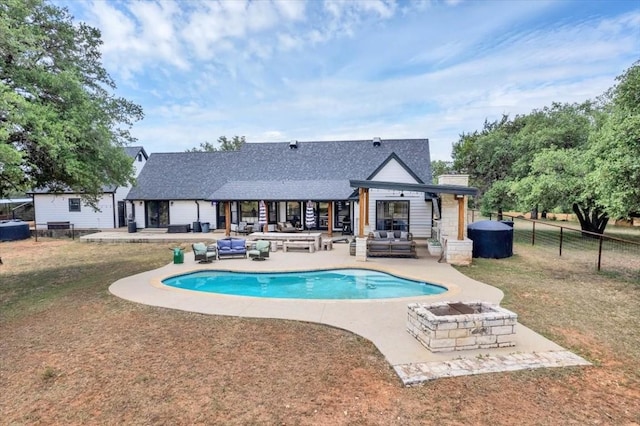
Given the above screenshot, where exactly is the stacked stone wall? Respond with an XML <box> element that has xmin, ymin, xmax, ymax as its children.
<box><xmin>407</xmin><ymin>301</ymin><xmax>517</xmax><ymax>352</ymax></box>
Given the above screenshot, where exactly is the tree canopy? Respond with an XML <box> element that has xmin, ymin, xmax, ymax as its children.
<box><xmin>588</xmin><ymin>61</ymin><xmax>640</xmax><ymax>219</ymax></box>
<box><xmin>186</xmin><ymin>136</ymin><xmax>246</xmax><ymax>152</ymax></box>
<box><xmin>0</xmin><ymin>0</ymin><xmax>143</xmax><ymax>207</ymax></box>
<box><xmin>451</xmin><ymin>60</ymin><xmax>640</xmax><ymax>235</ymax></box>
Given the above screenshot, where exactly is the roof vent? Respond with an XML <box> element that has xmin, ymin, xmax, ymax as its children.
<box><xmin>289</xmin><ymin>140</ymin><xmax>298</xmax><ymax>149</ymax></box>
<box><xmin>373</xmin><ymin>137</ymin><xmax>381</xmax><ymax>147</ymax></box>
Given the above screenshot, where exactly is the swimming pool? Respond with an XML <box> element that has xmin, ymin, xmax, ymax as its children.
<box><xmin>162</xmin><ymin>268</ymin><xmax>447</xmax><ymax>300</ymax></box>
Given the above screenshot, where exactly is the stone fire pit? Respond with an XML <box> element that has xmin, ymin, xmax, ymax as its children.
<box><xmin>407</xmin><ymin>301</ymin><xmax>517</xmax><ymax>352</ymax></box>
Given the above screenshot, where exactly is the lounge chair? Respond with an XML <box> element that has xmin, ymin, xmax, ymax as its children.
<box><xmin>192</xmin><ymin>242</ymin><xmax>216</xmax><ymax>263</ymax></box>
<box><xmin>248</xmin><ymin>240</ymin><xmax>270</xmax><ymax>261</ymax></box>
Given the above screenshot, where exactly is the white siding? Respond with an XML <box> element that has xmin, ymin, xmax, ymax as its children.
<box><xmin>169</xmin><ymin>200</ymin><xmax>217</xmax><ymax>228</ymax></box>
<box><xmin>353</xmin><ymin>157</ymin><xmax>433</xmax><ymax>238</ymax></box>
<box><xmin>114</xmin><ymin>153</ymin><xmax>147</xmax><ymax>227</ymax></box>
<box><xmin>33</xmin><ymin>193</ymin><xmax>116</xmax><ymax>229</ymax></box>
<box><xmin>199</xmin><ymin>202</ymin><xmax>217</xmax><ymax>230</ymax></box>
<box><xmin>366</xmin><ymin>189</ymin><xmax>433</xmax><ymax>238</ymax></box>
<box><xmin>33</xmin><ymin>151</ymin><xmax>147</xmax><ymax>229</ymax></box>
<box><xmin>370</xmin><ymin>157</ymin><xmax>418</xmax><ymax>183</ymax></box>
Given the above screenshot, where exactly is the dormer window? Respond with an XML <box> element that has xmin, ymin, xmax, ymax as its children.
<box><xmin>137</xmin><ymin>153</ymin><xmax>143</xmax><ymax>162</ymax></box>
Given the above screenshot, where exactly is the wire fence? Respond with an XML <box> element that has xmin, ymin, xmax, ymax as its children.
<box><xmin>468</xmin><ymin>211</ymin><xmax>640</xmax><ymax>277</ymax></box>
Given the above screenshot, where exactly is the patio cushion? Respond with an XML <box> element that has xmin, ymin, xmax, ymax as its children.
<box><xmin>230</xmin><ymin>239</ymin><xmax>246</xmax><ymax>249</ymax></box>
<box><xmin>193</xmin><ymin>242</ymin><xmax>207</xmax><ymax>254</ymax></box>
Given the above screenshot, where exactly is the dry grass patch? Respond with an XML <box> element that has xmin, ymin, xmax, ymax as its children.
<box><xmin>1</xmin><ymin>237</ymin><xmax>639</xmax><ymax>424</ymax></box>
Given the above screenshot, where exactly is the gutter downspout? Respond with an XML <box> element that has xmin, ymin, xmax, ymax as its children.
<box><xmin>112</xmin><ymin>192</ymin><xmax>117</xmax><ymax>228</ymax></box>
<box><xmin>195</xmin><ymin>200</ymin><xmax>200</xmax><ymax>221</ymax></box>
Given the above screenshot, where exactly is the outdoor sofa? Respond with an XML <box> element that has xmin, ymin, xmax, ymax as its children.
<box><xmin>216</xmin><ymin>238</ymin><xmax>247</xmax><ymax>259</ymax></box>
<box><xmin>367</xmin><ymin>230</ymin><xmax>417</xmax><ymax>258</ymax></box>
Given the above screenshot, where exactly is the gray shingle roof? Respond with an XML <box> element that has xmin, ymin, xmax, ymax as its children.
<box><xmin>126</xmin><ymin>139</ymin><xmax>432</xmax><ymax>201</ymax></box>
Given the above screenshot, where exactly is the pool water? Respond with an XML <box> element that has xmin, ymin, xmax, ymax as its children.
<box><xmin>162</xmin><ymin>268</ymin><xmax>446</xmax><ymax>300</ymax></box>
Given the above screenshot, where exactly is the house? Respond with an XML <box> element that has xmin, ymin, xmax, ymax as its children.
<box><xmin>126</xmin><ymin>138</ymin><xmax>446</xmax><ymax>238</ymax></box>
<box><xmin>29</xmin><ymin>146</ymin><xmax>148</xmax><ymax>229</ymax></box>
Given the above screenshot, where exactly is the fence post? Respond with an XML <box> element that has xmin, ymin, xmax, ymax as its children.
<box><xmin>559</xmin><ymin>227</ymin><xmax>563</xmax><ymax>256</ymax></box>
<box><xmin>35</xmin><ymin>222</ymin><xmax>38</xmax><ymax>242</ymax></box>
<box><xmin>71</xmin><ymin>224</ymin><xmax>75</xmax><ymax>240</ymax></box>
<box><xmin>532</xmin><ymin>221</ymin><xmax>536</xmax><ymax>246</ymax></box>
<box><xmin>597</xmin><ymin>235</ymin><xmax>603</xmax><ymax>271</ymax></box>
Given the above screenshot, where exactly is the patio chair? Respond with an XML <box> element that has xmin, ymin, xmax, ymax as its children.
<box><xmin>192</xmin><ymin>242</ymin><xmax>216</xmax><ymax>263</ymax></box>
<box><xmin>236</xmin><ymin>221</ymin><xmax>249</xmax><ymax>235</ymax></box>
<box><xmin>248</xmin><ymin>240</ymin><xmax>270</xmax><ymax>261</ymax></box>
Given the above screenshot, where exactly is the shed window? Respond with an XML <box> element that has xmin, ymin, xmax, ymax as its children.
<box><xmin>69</xmin><ymin>198</ymin><xmax>81</xmax><ymax>212</ymax></box>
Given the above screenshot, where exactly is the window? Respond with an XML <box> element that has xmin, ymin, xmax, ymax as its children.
<box><xmin>69</xmin><ymin>198</ymin><xmax>81</xmax><ymax>212</ymax></box>
<box><xmin>137</xmin><ymin>153</ymin><xmax>143</xmax><ymax>162</ymax></box>
<box><xmin>286</xmin><ymin>202</ymin><xmax>301</xmax><ymax>227</ymax></box>
<box><xmin>335</xmin><ymin>201</ymin><xmax>351</xmax><ymax>228</ymax></box>
<box><xmin>240</xmin><ymin>201</ymin><xmax>258</xmax><ymax>223</ymax></box>
<box><xmin>376</xmin><ymin>200</ymin><xmax>409</xmax><ymax>231</ymax></box>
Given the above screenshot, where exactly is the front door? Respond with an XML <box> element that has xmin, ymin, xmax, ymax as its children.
<box><xmin>317</xmin><ymin>202</ymin><xmax>329</xmax><ymax>230</ymax></box>
<box><xmin>216</xmin><ymin>203</ymin><xmax>226</xmax><ymax>230</ymax></box>
<box><xmin>146</xmin><ymin>201</ymin><xmax>170</xmax><ymax>228</ymax></box>
<box><xmin>117</xmin><ymin>201</ymin><xmax>126</xmax><ymax>227</ymax></box>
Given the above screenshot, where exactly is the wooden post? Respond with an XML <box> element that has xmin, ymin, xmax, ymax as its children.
<box><xmin>225</xmin><ymin>202</ymin><xmax>231</xmax><ymax>237</ymax></box>
<box><xmin>457</xmin><ymin>196</ymin><xmax>464</xmax><ymax>240</ymax></box>
<box><xmin>264</xmin><ymin>201</ymin><xmax>269</xmax><ymax>233</ymax></box>
<box><xmin>358</xmin><ymin>188</ymin><xmax>365</xmax><ymax>237</ymax></box>
<box><xmin>364</xmin><ymin>189</ymin><xmax>369</xmax><ymax>226</ymax></box>
<box><xmin>327</xmin><ymin>201</ymin><xmax>333</xmax><ymax>237</ymax></box>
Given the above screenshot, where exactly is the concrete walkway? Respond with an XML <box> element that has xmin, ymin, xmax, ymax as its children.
<box><xmin>107</xmin><ymin>238</ymin><xmax>590</xmax><ymax>385</ymax></box>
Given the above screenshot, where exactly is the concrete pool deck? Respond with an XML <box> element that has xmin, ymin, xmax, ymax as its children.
<box><xmin>108</xmin><ymin>241</ymin><xmax>590</xmax><ymax>385</ymax></box>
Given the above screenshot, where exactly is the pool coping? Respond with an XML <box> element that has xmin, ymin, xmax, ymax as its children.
<box><xmin>109</xmin><ymin>244</ymin><xmax>591</xmax><ymax>385</ymax></box>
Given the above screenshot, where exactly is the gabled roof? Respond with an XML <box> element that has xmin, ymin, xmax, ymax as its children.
<box><xmin>124</xmin><ymin>146</ymin><xmax>148</xmax><ymax>161</ymax></box>
<box><xmin>127</xmin><ymin>139</ymin><xmax>432</xmax><ymax>201</ymax></box>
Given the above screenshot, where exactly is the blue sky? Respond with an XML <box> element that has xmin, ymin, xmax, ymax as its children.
<box><xmin>59</xmin><ymin>0</ymin><xmax>639</xmax><ymax>160</ymax></box>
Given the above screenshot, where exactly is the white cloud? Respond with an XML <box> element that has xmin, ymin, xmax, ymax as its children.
<box><xmin>62</xmin><ymin>0</ymin><xmax>639</xmax><ymax>162</ymax></box>
<box><xmin>273</xmin><ymin>0</ymin><xmax>306</xmax><ymax>21</ymax></box>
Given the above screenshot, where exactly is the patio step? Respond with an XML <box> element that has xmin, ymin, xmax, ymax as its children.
<box><xmin>139</xmin><ymin>228</ymin><xmax>167</xmax><ymax>234</ymax></box>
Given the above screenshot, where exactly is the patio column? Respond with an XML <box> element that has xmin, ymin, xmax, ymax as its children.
<box><xmin>327</xmin><ymin>201</ymin><xmax>333</xmax><ymax>237</ymax></box>
<box><xmin>358</xmin><ymin>188</ymin><xmax>366</xmax><ymax>237</ymax></box>
<box><xmin>356</xmin><ymin>188</ymin><xmax>367</xmax><ymax>262</ymax></box>
<box><xmin>263</xmin><ymin>201</ymin><xmax>269</xmax><ymax>233</ymax></box>
<box><xmin>364</xmin><ymin>188</ymin><xmax>369</xmax><ymax>226</ymax></box>
<box><xmin>225</xmin><ymin>202</ymin><xmax>231</xmax><ymax>237</ymax></box>
<box><xmin>457</xmin><ymin>196</ymin><xmax>465</xmax><ymax>240</ymax></box>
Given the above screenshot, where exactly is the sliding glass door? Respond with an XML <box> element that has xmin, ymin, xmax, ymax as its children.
<box><xmin>376</xmin><ymin>201</ymin><xmax>409</xmax><ymax>231</ymax></box>
<box><xmin>146</xmin><ymin>201</ymin><xmax>170</xmax><ymax>228</ymax></box>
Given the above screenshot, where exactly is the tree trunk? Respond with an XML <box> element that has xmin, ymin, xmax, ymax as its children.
<box><xmin>572</xmin><ymin>203</ymin><xmax>609</xmax><ymax>235</ymax></box>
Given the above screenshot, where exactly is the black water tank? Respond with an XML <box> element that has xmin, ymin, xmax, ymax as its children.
<box><xmin>0</xmin><ymin>220</ymin><xmax>30</xmax><ymax>241</ymax></box>
<box><xmin>467</xmin><ymin>220</ymin><xmax>513</xmax><ymax>259</ymax></box>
